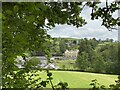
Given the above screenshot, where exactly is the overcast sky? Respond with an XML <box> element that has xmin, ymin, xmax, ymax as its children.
<box><xmin>47</xmin><ymin>1</ymin><xmax>118</xmax><ymax>41</ymax></box>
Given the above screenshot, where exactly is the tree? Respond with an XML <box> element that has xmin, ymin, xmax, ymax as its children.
<box><xmin>50</xmin><ymin>38</ymin><xmax>61</xmax><ymax>55</ymax></box>
<box><xmin>59</xmin><ymin>39</ymin><xmax>67</xmax><ymax>55</ymax></box>
<box><xmin>96</xmin><ymin>43</ymin><xmax>119</xmax><ymax>74</ymax></box>
<box><xmin>76</xmin><ymin>38</ymin><xmax>119</xmax><ymax>74</ymax></box>
<box><xmin>76</xmin><ymin>52</ymin><xmax>90</xmax><ymax>71</ymax></box>
<box><xmin>86</xmin><ymin>1</ymin><xmax>120</xmax><ymax>30</ymax></box>
<box><xmin>78</xmin><ymin>38</ymin><xmax>95</xmax><ymax>62</ymax></box>
<box><xmin>89</xmin><ymin>38</ymin><xmax>98</xmax><ymax>49</ymax></box>
<box><xmin>110</xmin><ymin>74</ymin><xmax>120</xmax><ymax>90</ymax></box>
<box><xmin>92</xmin><ymin>54</ymin><xmax>105</xmax><ymax>73</ymax></box>
<box><xmin>2</xmin><ymin>1</ymin><xmax>119</xmax><ymax>88</ymax></box>
<box><xmin>2</xmin><ymin>2</ymin><xmax>86</xmax><ymax>88</ymax></box>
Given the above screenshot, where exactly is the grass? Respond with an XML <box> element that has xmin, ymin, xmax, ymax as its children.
<box><xmin>55</xmin><ymin>60</ymin><xmax>77</xmax><ymax>70</ymax></box>
<box><xmin>30</xmin><ymin>70</ymin><xmax>118</xmax><ymax>88</ymax></box>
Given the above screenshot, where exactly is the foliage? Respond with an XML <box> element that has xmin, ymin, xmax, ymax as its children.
<box><xmin>89</xmin><ymin>75</ymin><xmax>120</xmax><ymax>90</ymax></box>
<box><xmin>76</xmin><ymin>38</ymin><xmax>119</xmax><ymax>74</ymax></box>
<box><xmin>76</xmin><ymin>52</ymin><xmax>89</xmax><ymax>71</ymax></box>
<box><xmin>92</xmin><ymin>53</ymin><xmax>105</xmax><ymax>73</ymax></box>
<box><xmin>2</xmin><ymin>1</ymin><xmax>119</xmax><ymax>88</ymax></box>
<box><xmin>56</xmin><ymin>60</ymin><xmax>76</xmax><ymax>70</ymax></box>
<box><xmin>89</xmin><ymin>79</ymin><xmax>106</xmax><ymax>90</ymax></box>
<box><xmin>46</xmin><ymin>38</ymin><xmax>80</xmax><ymax>56</ymax></box>
<box><xmin>109</xmin><ymin>75</ymin><xmax>120</xmax><ymax>90</ymax></box>
<box><xmin>59</xmin><ymin>39</ymin><xmax>67</xmax><ymax>54</ymax></box>
<box><xmin>2</xmin><ymin>2</ymin><xmax>86</xmax><ymax>88</ymax></box>
<box><xmin>50</xmin><ymin>38</ymin><xmax>61</xmax><ymax>55</ymax></box>
<box><xmin>46</xmin><ymin>70</ymin><xmax>69</xmax><ymax>90</ymax></box>
<box><xmin>54</xmin><ymin>81</ymin><xmax>69</xmax><ymax>90</ymax></box>
<box><xmin>25</xmin><ymin>57</ymin><xmax>41</xmax><ymax>69</ymax></box>
<box><xmin>24</xmin><ymin>70</ymin><xmax>47</xmax><ymax>89</ymax></box>
<box><xmin>86</xmin><ymin>1</ymin><xmax>120</xmax><ymax>30</ymax></box>
<box><xmin>28</xmin><ymin>70</ymin><xmax>117</xmax><ymax>88</ymax></box>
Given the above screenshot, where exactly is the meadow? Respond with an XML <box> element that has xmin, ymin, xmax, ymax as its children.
<box><xmin>55</xmin><ymin>60</ymin><xmax>77</xmax><ymax>70</ymax></box>
<box><xmin>30</xmin><ymin>70</ymin><xmax>118</xmax><ymax>88</ymax></box>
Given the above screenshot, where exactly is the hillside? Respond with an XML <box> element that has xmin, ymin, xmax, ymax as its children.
<box><xmin>30</xmin><ymin>70</ymin><xmax>118</xmax><ymax>88</ymax></box>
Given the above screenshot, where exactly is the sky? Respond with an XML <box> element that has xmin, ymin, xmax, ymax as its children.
<box><xmin>47</xmin><ymin>1</ymin><xmax>118</xmax><ymax>41</ymax></box>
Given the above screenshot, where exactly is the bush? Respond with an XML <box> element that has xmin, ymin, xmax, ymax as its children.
<box><xmin>26</xmin><ymin>57</ymin><xmax>41</xmax><ymax>69</ymax></box>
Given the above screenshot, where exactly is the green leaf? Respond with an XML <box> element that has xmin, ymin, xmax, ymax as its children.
<box><xmin>14</xmin><ymin>5</ymin><xmax>19</xmax><ymax>12</ymax></box>
<box><xmin>26</xmin><ymin>15</ymin><xmax>35</xmax><ymax>22</ymax></box>
<box><xmin>0</xmin><ymin>13</ymin><xmax>2</xmax><ymax>19</ymax></box>
<box><xmin>6</xmin><ymin>10</ymin><xmax>12</xmax><ymax>15</ymax></box>
<box><xmin>47</xmin><ymin>72</ymin><xmax>52</xmax><ymax>77</ymax></box>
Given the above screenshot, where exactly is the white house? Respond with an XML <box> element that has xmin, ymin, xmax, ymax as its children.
<box><xmin>64</xmin><ymin>49</ymin><xmax>79</xmax><ymax>60</ymax></box>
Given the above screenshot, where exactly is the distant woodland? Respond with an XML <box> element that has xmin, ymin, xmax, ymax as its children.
<box><xmin>33</xmin><ymin>38</ymin><xmax>119</xmax><ymax>74</ymax></box>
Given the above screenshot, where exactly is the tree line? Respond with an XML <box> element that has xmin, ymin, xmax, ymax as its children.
<box><xmin>33</xmin><ymin>37</ymin><xmax>120</xmax><ymax>75</ymax></box>
<box><xmin>76</xmin><ymin>38</ymin><xmax>120</xmax><ymax>74</ymax></box>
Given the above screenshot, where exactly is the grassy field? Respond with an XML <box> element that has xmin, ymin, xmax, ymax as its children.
<box><xmin>55</xmin><ymin>60</ymin><xmax>77</xmax><ymax>70</ymax></box>
<box><xmin>31</xmin><ymin>70</ymin><xmax>118</xmax><ymax>88</ymax></box>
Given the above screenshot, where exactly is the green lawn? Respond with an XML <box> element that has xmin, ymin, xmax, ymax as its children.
<box><xmin>56</xmin><ymin>60</ymin><xmax>77</xmax><ymax>70</ymax></box>
<box><xmin>31</xmin><ymin>70</ymin><xmax>118</xmax><ymax>88</ymax></box>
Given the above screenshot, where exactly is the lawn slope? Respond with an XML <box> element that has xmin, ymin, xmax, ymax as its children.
<box><xmin>36</xmin><ymin>70</ymin><xmax>118</xmax><ymax>88</ymax></box>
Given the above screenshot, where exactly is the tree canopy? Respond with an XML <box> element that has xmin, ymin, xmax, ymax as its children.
<box><xmin>2</xmin><ymin>1</ymin><xmax>120</xmax><ymax>88</ymax></box>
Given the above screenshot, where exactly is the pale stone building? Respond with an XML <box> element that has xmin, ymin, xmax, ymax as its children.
<box><xmin>64</xmin><ymin>49</ymin><xmax>79</xmax><ymax>60</ymax></box>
